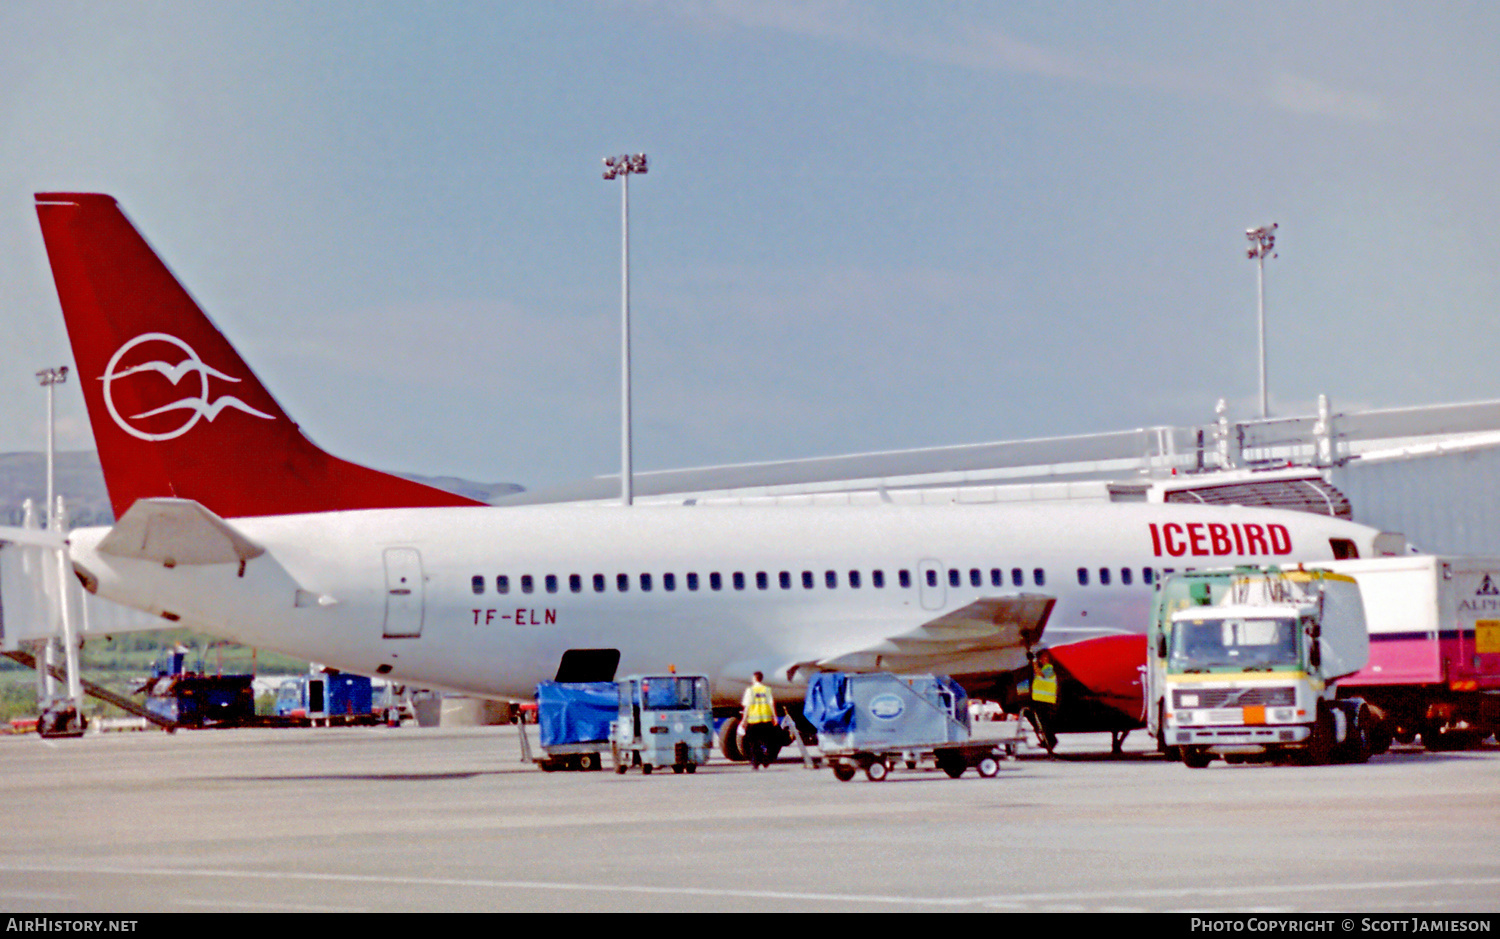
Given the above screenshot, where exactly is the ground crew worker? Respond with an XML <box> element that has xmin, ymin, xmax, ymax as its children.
<box><xmin>741</xmin><ymin>671</ymin><xmax>778</xmax><ymax>769</ymax></box>
<box><xmin>1029</xmin><ymin>650</ymin><xmax>1060</xmax><ymax>753</ymax></box>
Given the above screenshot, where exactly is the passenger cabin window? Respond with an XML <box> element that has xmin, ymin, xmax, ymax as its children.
<box><xmin>1144</xmin><ymin>568</ymin><xmax>1154</xmax><ymax>585</ymax></box>
<box><xmin>779</xmin><ymin>571</ymin><xmax>791</xmax><ymax>590</ymax></box>
<box><xmin>826</xmin><ymin>571</ymin><xmax>838</xmax><ymax>589</ymax></box>
<box><xmin>497</xmin><ymin>575</ymin><xmax>510</xmax><ymax>595</ymax></box>
<box><xmin>617</xmin><ymin>573</ymin><xmax>629</xmax><ymax>593</ymax></box>
<box><xmin>663</xmin><ymin>573</ymin><xmax>676</xmax><ymax>592</ymax></box>
<box><xmin>522</xmin><ymin>575</ymin><xmax>534</xmax><ymax>594</ymax></box>
<box><xmin>593</xmin><ymin>574</ymin><xmax>606</xmax><ymax>593</ymax></box>
<box><xmin>687</xmin><ymin>572</ymin><xmax>699</xmax><ymax>591</ymax></box>
<box><xmin>1012</xmin><ymin>568</ymin><xmax>1024</xmax><ymax>588</ymax></box>
<box><xmin>570</xmin><ymin>574</ymin><xmax>582</xmax><ymax>593</ymax></box>
<box><xmin>872</xmin><ymin>570</ymin><xmax>885</xmax><ymax>588</ymax></box>
<box><xmin>710</xmin><ymin>572</ymin><xmax>723</xmax><ymax>591</ymax></box>
<box><xmin>1120</xmin><ymin>568</ymin><xmax>1133</xmax><ymax>586</ymax></box>
<box><xmin>1034</xmin><ymin>569</ymin><xmax>1046</xmax><ymax>587</ymax></box>
<box><xmin>545</xmin><ymin>574</ymin><xmax>558</xmax><ymax>594</ymax></box>
<box><xmin>1098</xmin><ymin>568</ymin><xmax>1110</xmax><ymax>586</ymax></box>
<box><xmin>899</xmin><ymin>570</ymin><xmax>912</xmax><ymax>589</ymax></box>
<box><xmin>927</xmin><ymin>569</ymin><xmax>939</xmax><ymax>588</ymax></box>
<box><xmin>640</xmin><ymin>573</ymin><xmax>652</xmax><ymax>592</ymax></box>
<box><xmin>756</xmin><ymin>572</ymin><xmax>768</xmax><ymax>590</ymax></box>
<box><xmin>1077</xmin><ymin>568</ymin><xmax>1088</xmax><ymax>586</ymax></box>
<box><xmin>471</xmin><ymin>575</ymin><xmax>485</xmax><ymax>595</ymax></box>
<box><xmin>947</xmin><ymin>569</ymin><xmax>960</xmax><ymax>588</ymax></box>
<box><xmin>802</xmin><ymin>571</ymin><xmax>814</xmax><ymax>589</ymax></box>
<box><xmin>848</xmin><ymin>570</ymin><xmax>861</xmax><ymax>588</ymax></box>
<box><xmin>733</xmin><ymin>572</ymin><xmax>746</xmax><ymax>591</ymax></box>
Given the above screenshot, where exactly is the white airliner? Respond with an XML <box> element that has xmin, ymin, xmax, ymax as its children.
<box><xmin>5</xmin><ymin>193</ymin><xmax>1403</xmax><ymax>744</ymax></box>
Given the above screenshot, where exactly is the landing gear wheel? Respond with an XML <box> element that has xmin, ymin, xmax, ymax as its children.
<box><xmin>718</xmin><ymin>715</ymin><xmax>745</xmax><ymax>762</ymax></box>
<box><xmin>685</xmin><ymin>763</ymin><xmax>696</xmax><ymax>774</ymax></box>
<box><xmin>642</xmin><ymin>763</ymin><xmax>653</xmax><ymax>775</ymax></box>
<box><xmin>976</xmin><ymin>757</ymin><xmax>999</xmax><ymax>778</ymax></box>
<box><xmin>864</xmin><ymin>759</ymin><xmax>889</xmax><ymax>782</ymax></box>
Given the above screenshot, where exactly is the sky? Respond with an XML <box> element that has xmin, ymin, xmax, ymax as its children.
<box><xmin>2</xmin><ymin>2</ymin><xmax>1497</xmax><ymax>490</ymax></box>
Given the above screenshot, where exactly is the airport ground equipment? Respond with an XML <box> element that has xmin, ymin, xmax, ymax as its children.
<box><xmin>610</xmin><ymin>673</ymin><xmax>713</xmax><ymax>774</ymax></box>
<box><xmin>141</xmin><ymin>669</ymin><xmax>255</xmax><ymax>728</ymax></box>
<box><xmin>1325</xmin><ymin>556</ymin><xmax>1500</xmax><ymax>750</ymax></box>
<box><xmin>1147</xmin><ymin>566</ymin><xmax>1373</xmax><ymax>767</ymax></box>
<box><xmin>520</xmin><ymin>680</ymin><xmax>615</xmax><ymax>771</ymax></box>
<box><xmin>805</xmin><ymin>672</ymin><xmax>1011</xmax><ymax>781</ymax></box>
<box><xmin>274</xmin><ymin>670</ymin><xmax>379</xmax><ymax>726</ymax></box>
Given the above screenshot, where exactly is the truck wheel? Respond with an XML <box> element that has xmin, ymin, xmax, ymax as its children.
<box><xmin>1305</xmin><ymin>707</ymin><xmax>1334</xmax><ymax>765</ymax></box>
<box><xmin>578</xmin><ymin>752</ymin><xmax>599</xmax><ymax>772</ymax></box>
<box><xmin>1346</xmin><ymin>704</ymin><xmax>1373</xmax><ymax>764</ymax></box>
<box><xmin>976</xmin><ymin>757</ymin><xmax>999</xmax><ymax>778</ymax></box>
<box><xmin>865</xmin><ymin>760</ymin><xmax>889</xmax><ymax>782</ymax></box>
<box><xmin>1182</xmin><ymin>747</ymin><xmax>1212</xmax><ymax>769</ymax></box>
<box><xmin>939</xmin><ymin>759</ymin><xmax>964</xmax><ymax>779</ymax></box>
<box><xmin>833</xmin><ymin>763</ymin><xmax>856</xmax><ymax>782</ymax></box>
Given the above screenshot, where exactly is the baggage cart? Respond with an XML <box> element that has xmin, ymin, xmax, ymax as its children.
<box><xmin>805</xmin><ymin>672</ymin><xmax>1012</xmax><ymax>781</ymax></box>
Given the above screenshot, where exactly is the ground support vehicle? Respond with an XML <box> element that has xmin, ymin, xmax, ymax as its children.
<box><xmin>274</xmin><ymin>671</ymin><xmax>378</xmax><ymax>726</ymax></box>
<box><xmin>1147</xmin><ymin>566</ymin><xmax>1373</xmax><ymax>768</ymax></box>
<box><xmin>1327</xmin><ymin>556</ymin><xmax>1500</xmax><ymax>751</ymax></box>
<box><xmin>519</xmin><ymin>680</ymin><xmax>616</xmax><ymax>771</ymax></box>
<box><xmin>805</xmin><ymin>672</ymin><xmax>1010</xmax><ymax>781</ymax></box>
<box><xmin>610</xmin><ymin>673</ymin><xmax>713</xmax><ymax>774</ymax></box>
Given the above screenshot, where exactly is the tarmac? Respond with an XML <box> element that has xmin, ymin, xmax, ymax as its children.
<box><xmin>0</xmin><ymin>722</ymin><xmax>1496</xmax><ymax>913</ymax></box>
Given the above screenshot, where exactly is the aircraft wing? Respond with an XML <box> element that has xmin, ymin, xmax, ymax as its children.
<box><xmin>796</xmin><ymin>593</ymin><xmax>1054</xmax><ymax>678</ymax></box>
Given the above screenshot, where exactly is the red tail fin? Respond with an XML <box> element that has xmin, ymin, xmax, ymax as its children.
<box><xmin>35</xmin><ymin>193</ymin><xmax>484</xmax><ymax>519</ymax></box>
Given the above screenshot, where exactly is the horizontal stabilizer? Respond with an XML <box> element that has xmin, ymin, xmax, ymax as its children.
<box><xmin>97</xmin><ymin>498</ymin><xmax>265</xmax><ymax>566</ymax></box>
<box><xmin>807</xmin><ymin>593</ymin><xmax>1055</xmax><ymax>676</ymax></box>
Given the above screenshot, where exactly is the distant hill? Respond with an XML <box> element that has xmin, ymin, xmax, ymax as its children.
<box><xmin>0</xmin><ymin>451</ymin><xmax>523</xmax><ymax>525</ymax></box>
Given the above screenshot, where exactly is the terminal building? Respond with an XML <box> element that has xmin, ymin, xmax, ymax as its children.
<box><xmin>503</xmin><ymin>396</ymin><xmax>1500</xmax><ymax>556</ymax></box>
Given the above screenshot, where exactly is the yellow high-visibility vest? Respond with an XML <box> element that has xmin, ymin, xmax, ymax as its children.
<box><xmin>745</xmin><ymin>684</ymin><xmax>775</xmax><ymax>723</ymax></box>
<box><xmin>1032</xmin><ymin>663</ymin><xmax>1058</xmax><ymax>705</ymax></box>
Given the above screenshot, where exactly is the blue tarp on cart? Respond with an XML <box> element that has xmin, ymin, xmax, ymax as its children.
<box><xmin>803</xmin><ymin>672</ymin><xmax>970</xmax><ymax>751</ymax></box>
<box><xmin>536</xmin><ymin>681</ymin><xmax>617</xmax><ymax>747</ymax></box>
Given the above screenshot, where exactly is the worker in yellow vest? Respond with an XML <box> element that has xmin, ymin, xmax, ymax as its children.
<box><xmin>741</xmin><ymin>671</ymin><xmax>779</xmax><ymax>769</ymax></box>
<box><xmin>1029</xmin><ymin>650</ymin><xmax>1060</xmax><ymax>753</ymax></box>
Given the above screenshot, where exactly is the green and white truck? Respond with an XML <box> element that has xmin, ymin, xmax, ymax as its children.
<box><xmin>1146</xmin><ymin>566</ymin><xmax>1374</xmax><ymax>768</ymax></box>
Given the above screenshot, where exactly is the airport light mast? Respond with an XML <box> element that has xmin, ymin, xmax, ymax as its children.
<box><xmin>603</xmin><ymin>153</ymin><xmax>648</xmax><ymax>506</ymax></box>
<box><xmin>35</xmin><ymin>365</ymin><xmax>68</xmax><ymax>530</ymax></box>
<box><xmin>1246</xmin><ymin>223</ymin><xmax>1277</xmax><ymax>419</ymax></box>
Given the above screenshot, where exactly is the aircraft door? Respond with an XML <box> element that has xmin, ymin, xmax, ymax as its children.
<box><xmin>382</xmin><ymin>547</ymin><xmax>425</xmax><ymax>639</ymax></box>
<box><xmin>918</xmin><ymin>559</ymin><xmax>946</xmax><ymax>611</ymax></box>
